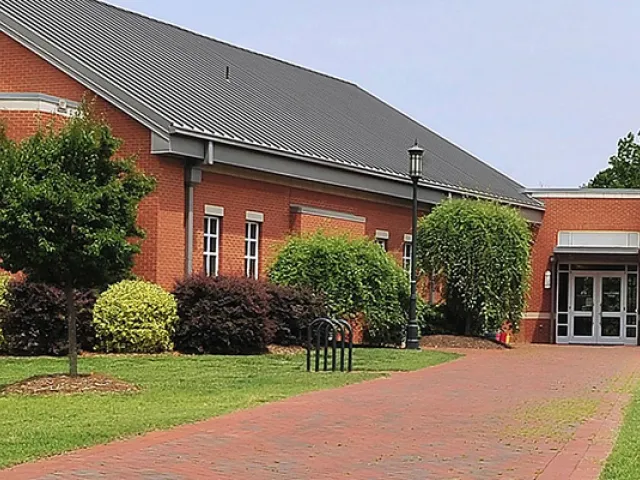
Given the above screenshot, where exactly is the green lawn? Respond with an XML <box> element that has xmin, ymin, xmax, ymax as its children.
<box><xmin>600</xmin><ymin>386</ymin><xmax>640</xmax><ymax>479</ymax></box>
<box><xmin>0</xmin><ymin>349</ymin><xmax>457</xmax><ymax>469</ymax></box>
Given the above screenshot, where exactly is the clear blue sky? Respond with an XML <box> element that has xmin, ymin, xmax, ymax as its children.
<box><xmin>108</xmin><ymin>0</ymin><xmax>640</xmax><ymax>188</ymax></box>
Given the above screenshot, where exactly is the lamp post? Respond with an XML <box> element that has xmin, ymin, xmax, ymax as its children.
<box><xmin>407</xmin><ymin>140</ymin><xmax>424</xmax><ymax>350</ymax></box>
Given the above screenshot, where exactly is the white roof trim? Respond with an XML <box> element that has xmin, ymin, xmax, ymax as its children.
<box><xmin>527</xmin><ymin>188</ymin><xmax>640</xmax><ymax>199</ymax></box>
<box><xmin>0</xmin><ymin>92</ymin><xmax>79</xmax><ymax>117</ymax></box>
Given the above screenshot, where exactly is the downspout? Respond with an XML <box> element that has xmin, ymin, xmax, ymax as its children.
<box><xmin>184</xmin><ymin>162</ymin><xmax>203</xmax><ymax>277</ymax></box>
<box><xmin>549</xmin><ymin>255</ymin><xmax>557</xmax><ymax>344</ymax></box>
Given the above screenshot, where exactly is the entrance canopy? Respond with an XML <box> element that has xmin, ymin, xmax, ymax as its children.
<box><xmin>554</xmin><ymin>231</ymin><xmax>640</xmax><ymax>257</ymax></box>
<box><xmin>553</xmin><ymin>231</ymin><xmax>640</xmax><ymax>264</ymax></box>
<box><xmin>553</xmin><ymin>231</ymin><xmax>640</xmax><ymax>346</ymax></box>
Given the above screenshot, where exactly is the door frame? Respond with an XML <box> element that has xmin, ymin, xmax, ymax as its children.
<box><xmin>569</xmin><ymin>271</ymin><xmax>598</xmax><ymax>344</ymax></box>
<box><xmin>597</xmin><ymin>273</ymin><xmax>625</xmax><ymax>345</ymax></box>
<box><xmin>568</xmin><ymin>271</ymin><xmax>625</xmax><ymax>345</ymax></box>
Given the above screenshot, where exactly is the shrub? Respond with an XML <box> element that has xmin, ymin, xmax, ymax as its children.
<box><xmin>418</xmin><ymin>302</ymin><xmax>456</xmax><ymax>336</ymax></box>
<box><xmin>417</xmin><ymin>199</ymin><xmax>532</xmax><ymax>335</ymax></box>
<box><xmin>265</xmin><ymin>284</ymin><xmax>327</xmax><ymax>346</ymax></box>
<box><xmin>0</xmin><ymin>280</ymin><xmax>96</xmax><ymax>356</ymax></box>
<box><xmin>93</xmin><ymin>280</ymin><xmax>178</xmax><ymax>353</ymax></box>
<box><xmin>268</xmin><ymin>232</ymin><xmax>410</xmax><ymax>345</ymax></box>
<box><xmin>173</xmin><ymin>275</ymin><xmax>270</xmax><ymax>354</ymax></box>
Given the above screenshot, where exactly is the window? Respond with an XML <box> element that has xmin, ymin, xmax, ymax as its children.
<box><xmin>245</xmin><ymin>221</ymin><xmax>260</xmax><ymax>279</ymax></box>
<box><xmin>204</xmin><ymin>216</ymin><xmax>220</xmax><ymax>276</ymax></box>
<box><xmin>375</xmin><ymin>238</ymin><xmax>388</xmax><ymax>251</ymax></box>
<box><xmin>375</xmin><ymin>230</ymin><xmax>389</xmax><ymax>251</ymax></box>
<box><xmin>403</xmin><ymin>242</ymin><xmax>412</xmax><ymax>273</ymax></box>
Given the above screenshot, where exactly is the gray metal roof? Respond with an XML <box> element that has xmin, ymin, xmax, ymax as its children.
<box><xmin>0</xmin><ymin>0</ymin><xmax>541</xmax><ymax>208</ymax></box>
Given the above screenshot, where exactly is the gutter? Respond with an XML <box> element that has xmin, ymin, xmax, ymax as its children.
<box><xmin>171</xmin><ymin>125</ymin><xmax>545</xmax><ymax>213</ymax></box>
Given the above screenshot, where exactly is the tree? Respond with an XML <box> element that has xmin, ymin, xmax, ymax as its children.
<box><xmin>0</xmin><ymin>106</ymin><xmax>155</xmax><ymax>375</ymax></box>
<box><xmin>268</xmin><ymin>232</ymin><xmax>410</xmax><ymax>345</ymax></box>
<box><xmin>589</xmin><ymin>132</ymin><xmax>640</xmax><ymax>187</ymax></box>
<box><xmin>417</xmin><ymin>199</ymin><xmax>532</xmax><ymax>336</ymax></box>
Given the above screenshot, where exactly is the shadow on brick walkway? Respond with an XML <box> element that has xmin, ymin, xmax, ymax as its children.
<box><xmin>5</xmin><ymin>345</ymin><xmax>639</xmax><ymax>480</ymax></box>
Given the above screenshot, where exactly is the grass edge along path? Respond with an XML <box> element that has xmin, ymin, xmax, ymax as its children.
<box><xmin>0</xmin><ymin>349</ymin><xmax>458</xmax><ymax>469</ymax></box>
<box><xmin>600</xmin><ymin>383</ymin><xmax>640</xmax><ymax>480</ymax></box>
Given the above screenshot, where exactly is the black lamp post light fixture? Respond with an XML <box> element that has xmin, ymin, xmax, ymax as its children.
<box><xmin>406</xmin><ymin>140</ymin><xmax>424</xmax><ymax>350</ymax></box>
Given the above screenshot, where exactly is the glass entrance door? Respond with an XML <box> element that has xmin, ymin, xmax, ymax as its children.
<box><xmin>571</xmin><ymin>275</ymin><xmax>595</xmax><ymax>343</ymax></box>
<box><xmin>599</xmin><ymin>274</ymin><xmax>624</xmax><ymax>344</ymax></box>
<box><xmin>568</xmin><ymin>272</ymin><xmax>625</xmax><ymax>344</ymax></box>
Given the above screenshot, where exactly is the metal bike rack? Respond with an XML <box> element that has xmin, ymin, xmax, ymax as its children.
<box><xmin>306</xmin><ymin>318</ymin><xmax>353</xmax><ymax>372</ymax></box>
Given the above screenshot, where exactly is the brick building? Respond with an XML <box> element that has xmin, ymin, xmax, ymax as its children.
<box><xmin>523</xmin><ymin>190</ymin><xmax>640</xmax><ymax>345</ymax></box>
<box><xmin>0</xmin><ymin>0</ymin><xmax>542</xmax><ymax>279</ymax></box>
<box><xmin>4</xmin><ymin>1</ymin><xmax>634</xmax><ymax>346</ymax></box>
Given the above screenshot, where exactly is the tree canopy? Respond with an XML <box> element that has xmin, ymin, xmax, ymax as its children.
<box><xmin>0</xmin><ymin>106</ymin><xmax>155</xmax><ymax>373</ymax></box>
<box><xmin>268</xmin><ymin>232</ymin><xmax>410</xmax><ymax>345</ymax></box>
<box><xmin>589</xmin><ymin>132</ymin><xmax>640</xmax><ymax>188</ymax></box>
<box><xmin>417</xmin><ymin>199</ymin><xmax>532</xmax><ymax>335</ymax></box>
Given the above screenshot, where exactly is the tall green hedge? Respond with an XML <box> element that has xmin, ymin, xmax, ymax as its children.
<box><xmin>417</xmin><ymin>199</ymin><xmax>532</xmax><ymax>335</ymax></box>
<box><xmin>268</xmin><ymin>232</ymin><xmax>410</xmax><ymax>345</ymax></box>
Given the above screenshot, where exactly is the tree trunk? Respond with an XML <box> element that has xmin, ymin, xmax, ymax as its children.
<box><xmin>464</xmin><ymin>317</ymin><xmax>472</xmax><ymax>336</ymax></box>
<box><xmin>65</xmin><ymin>285</ymin><xmax>78</xmax><ymax>377</ymax></box>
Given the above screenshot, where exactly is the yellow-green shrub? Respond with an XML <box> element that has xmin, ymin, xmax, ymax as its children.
<box><xmin>93</xmin><ymin>280</ymin><xmax>178</xmax><ymax>353</ymax></box>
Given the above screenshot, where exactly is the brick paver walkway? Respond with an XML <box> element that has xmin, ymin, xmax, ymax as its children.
<box><xmin>5</xmin><ymin>346</ymin><xmax>640</xmax><ymax>480</ymax></box>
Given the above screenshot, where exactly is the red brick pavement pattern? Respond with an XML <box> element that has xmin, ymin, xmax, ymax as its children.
<box><xmin>4</xmin><ymin>346</ymin><xmax>639</xmax><ymax>480</ymax></box>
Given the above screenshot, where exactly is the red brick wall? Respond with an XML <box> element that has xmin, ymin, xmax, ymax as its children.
<box><xmin>525</xmin><ymin>196</ymin><xmax>640</xmax><ymax>342</ymax></box>
<box><xmin>0</xmin><ymin>111</ymin><xmax>63</xmax><ymax>138</ymax></box>
<box><xmin>292</xmin><ymin>213</ymin><xmax>366</xmax><ymax>238</ymax></box>
<box><xmin>191</xmin><ymin>168</ymin><xmax>418</xmax><ymax>278</ymax></box>
<box><xmin>193</xmin><ymin>170</ymin><xmax>291</xmax><ymax>278</ymax></box>
<box><xmin>290</xmin><ymin>187</ymin><xmax>427</xmax><ymax>264</ymax></box>
<box><xmin>0</xmin><ymin>32</ymin><xmax>186</xmax><ymax>289</ymax></box>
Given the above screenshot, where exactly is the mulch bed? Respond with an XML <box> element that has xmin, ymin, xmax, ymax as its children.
<box><xmin>1</xmin><ymin>373</ymin><xmax>139</xmax><ymax>396</ymax></box>
<box><xmin>267</xmin><ymin>345</ymin><xmax>306</xmax><ymax>355</ymax></box>
<box><xmin>420</xmin><ymin>335</ymin><xmax>509</xmax><ymax>350</ymax></box>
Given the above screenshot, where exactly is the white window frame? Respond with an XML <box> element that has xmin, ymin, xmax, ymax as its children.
<box><xmin>204</xmin><ymin>215</ymin><xmax>221</xmax><ymax>277</ymax></box>
<box><xmin>245</xmin><ymin>221</ymin><xmax>260</xmax><ymax>279</ymax></box>
<box><xmin>403</xmin><ymin>242</ymin><xmax>412</xmax><ymax>273</ymax></box>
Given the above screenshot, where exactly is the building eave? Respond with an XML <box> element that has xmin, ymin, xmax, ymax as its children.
<box><xmin>166</xmin><ymin>126</ymin><xmax>545</xmax><ymax>214</ymax></box>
